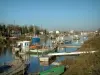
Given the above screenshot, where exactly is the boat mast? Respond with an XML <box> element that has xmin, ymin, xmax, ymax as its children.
<box><xmin>33</xmin><ymin>24</ymin><xmax>35</xmax><ymax>37</ymax></box>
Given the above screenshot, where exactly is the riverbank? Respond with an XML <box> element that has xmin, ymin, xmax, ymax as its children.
<box><xmin>62</xmin><ymin>36</ymin><xmax>100</xmax><ymax>75</ymax></box>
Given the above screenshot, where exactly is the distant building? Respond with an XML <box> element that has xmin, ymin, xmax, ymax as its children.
<box><xmin>70</xmin><ymin>30</ymin><xmax>74</xmax><ymax>34</ymax></box>
<box><xmin>40</xmin><ymin>31</ymin><xmax>44</xmax><ymax>35</ymax></box>
<box><xmin>49</xmin><ymin>31</ymin><xmax>54</xmax><ymax>34</ymax></box>
<box><xmin>11</xmin><ymin>30</ymin><xmax>21</xmax><ymax>37</ymax></box>
<box><xmin>56</xmin><ymin>30</ymin><xmax>60</xmax><ymax>34</ymax></box>
<box><xmin>81</xmin><ymin>32</ymin><xmax>87</xmax><ymax>36</ymax></box>
<box><xmin>95</xmin><ymin>29</ymin><xmax>100</xmax><ymax>36</ymax></box>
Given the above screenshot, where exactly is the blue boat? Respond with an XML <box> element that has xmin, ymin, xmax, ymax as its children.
<box><xmin>0</xmin><ymin>65</ymin><xmax>12</xmax><ymax>73</ymax></box>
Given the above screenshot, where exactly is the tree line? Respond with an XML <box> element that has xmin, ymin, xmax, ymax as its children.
<box><xmin>0</xmin><ymin>24</ymin><xmax>48</xmax><ymax>37</ymax></box>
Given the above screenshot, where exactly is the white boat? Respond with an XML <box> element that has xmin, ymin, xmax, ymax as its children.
<box><xmin>14</xmin><ymin>41</ymin><xmax>30</xmax><ymax>53</ymax></box>
<box><xmin>64</xmin><ymin>40</ymin><xmax>71</xmax><ymax>44</ymax></box>
<box><xmin>72</xmin><ymin>35</ymin><xmax>80</xmax><ymax>40</ymax></box>
<box><xmin>29</xmin><ymin>47</ymin><xmax>53</xmax><ymax>53</ymax></box>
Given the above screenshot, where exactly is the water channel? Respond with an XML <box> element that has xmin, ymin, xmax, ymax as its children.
<box><xmin>0</xmin><ymin>36</ymin><xmax>88</xmax><ymax>74</ymax></box>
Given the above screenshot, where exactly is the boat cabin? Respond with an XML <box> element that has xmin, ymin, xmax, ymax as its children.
<box><xmin>16</xmin><ymin>41</ymin><xmax>30</xmax><ymax>52</ymax></box>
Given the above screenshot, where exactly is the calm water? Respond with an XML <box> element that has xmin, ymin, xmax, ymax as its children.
<box><xmin>0</xmin><ymin>47</ymin><xmax>14</xmax><ymax>65</ymax></box>
<box><xmin>0</xmin><ymin>36</ymin><xmax>88</xmax><ymax>74</ymax></box>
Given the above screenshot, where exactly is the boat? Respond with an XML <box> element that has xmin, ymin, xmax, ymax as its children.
<box><xmin>29</xmin><ymin>36</ymin><xmax>41</xmax><ymax>49</ymax></box>
<box><xmin>73</xmin><ymin>35</ymin><xmax>80</xmax><ymax>40</ymax></box>
<box><xmin>29</xmin><ymin>26</ymin><xmax>53</xmax><ymax>53</ymax></box>
<box><xmin>39</xmin><ymin>65</ymin><xmax>66</xmax><ymax>75</ymax></box>
<box><xmin>29</xmin><ymin>47</ymin><xmax>55</xmax><ymax>55</ymax></box>
<box><xmin>64</xmin><ymin>40</ymin><xmax>71</xmax><ymax>44</ymax></box>
<box><xmin>0</xmin><ymin>65</ymin><xmax>12</xmax><ymax>73</ymax></box>
<box><xmin>29</xmin><ymin>36</ymin><xmax>54</xmax><ymax>54</ymax></box>
<box><xmin>29</xmin><ymin>44</ymin><xmax>41</xmax><ymax>49</ymax></box>
<box><xmin>29</xmin><ymin>37</ymin><xmax>42</xmax><ymax>53</ymax></box>
<box><xmin>13</xmin><ymin>41</ymin><xmax>30</xmax><ymax>53</ymax></box>
<box><xmin>30</xmin><ymin>48</ymin><xmax>51</xmax><ymax>53</ymax></box>
<box><xmin>73</xmin><ymin>37</ymin><xmax>80</xmax><ymax>40</ymax></box>
<box><xmin>55</xmin><ymin>35</ymin><xmax>65</xmax><ymax>44</ymax></box>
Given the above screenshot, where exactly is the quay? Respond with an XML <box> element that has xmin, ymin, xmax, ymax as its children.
<box><xmin>59</xmin><ymin>45</ymin><xmax>81</xmax><ymax>48</ymax></box>
<box><xmin>47</xmin><ymin>51</ymin><xmax>96</xmax><ymax>56</ymax></box>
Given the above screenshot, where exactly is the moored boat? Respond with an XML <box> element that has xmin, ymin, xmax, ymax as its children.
<box><xmin>29</xmin><ymin>36</ymin><xmax>54</xmax><ymax>54</ymax></box>
<box><xmin>39</xmin><ymin>65</ymin><xmax>66</xmax><ymax>75</ymax></box>
<box><xmin>72</xmin><ymin>35</ymin><xmax>80</xmax><ymax>40</ymax></box>
<box><xmin>13</xmin><ymin>41</ymin><xmax>30</xmax><ymax>53</ymax></box>
<box><xmin>29</xmin><ymin>36</ymin><xmax>41</xmax><ymax>49</ymax></box>
<box><xmin>64</xmin><ymin>40</ymin><xmax>71</xmax><ymax>44</ymax></box>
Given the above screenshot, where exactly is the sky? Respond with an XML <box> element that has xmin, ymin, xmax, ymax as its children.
<box><xmin>0</xmin><ymin>0</ymin><xmax>100</xmax><ymax>31</ymax></box>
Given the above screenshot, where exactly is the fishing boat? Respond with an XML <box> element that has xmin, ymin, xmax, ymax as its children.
<box><xmin>39</xmin><ymin>65</ymin><xmax>66</xmax><ymax>75</ymax></box>
<box><xmin>56</xmin><ymin>35</ymin><xmax>64</xmax><ymax>44</ymax></box>
<box><xmin>73</xmin><ymin>37</ymin><xmax>80</xmax><ymax>40</ymax></box>
<box><xmin>72</xmin><ymin>35</ymin><xmax>80</xmax><ymax>40</ymax></box>
<box><xmin>13</xmin><ymin>41</ymin><xmax>30</xmax><ymax>53</ymax></box>
<box><xmin>30</xmin><ymin>48</ymin><xmax>52</xmax><ymax>52</ymax></box>
<box><xmin>29</xmin><ymin>47</ymin><xmax>54</xmax><ymax>55</ymax></box>
<box><xmin>29</xmin><ymin>44</ymin><xmax>41</xmax><ymax>49</ymax></box>
<box><xmin>29</xmin><ymin>36</ymin><xmax>42</xmax><ymax>53</ymax></box>
<box><xmin>29</xmin><ymin>25</ymin><xmax>54</xmax><ymax>54</ymax></box>
<box><xmin>64</xmin><ymin>40</ymin><xmax>71</xmax><ymax>44</ymax></box>
<box><xmin>29</xmin><ymin>36</ymin><xmax>54</xmax><ymax>54</ymax></box>
<box><xmin>29</xmin><ymin>36</ymin><xmax>41</xmax><ymax>48</ymax></box>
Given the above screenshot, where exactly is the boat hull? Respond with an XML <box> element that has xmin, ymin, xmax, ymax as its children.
<box><xmin>39</xmin><ymin>65</ymin><xmax>66</xmax><ymax>75</ymax></box>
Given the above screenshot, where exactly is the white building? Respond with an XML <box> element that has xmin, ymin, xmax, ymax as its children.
<box><xmin>49</xmin><ymin>31</ymin><xmax>54</xmax><ymax>34</ymax></box>
<box><xmin>70</xmin><ymin>30</ymin><xmax>74</xmax><ymax>34</ymax></box>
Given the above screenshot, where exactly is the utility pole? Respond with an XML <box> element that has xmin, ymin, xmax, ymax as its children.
<box><xmin>14</xmin><ymin>20</ymin><xmax>15</xmax><ymax>25</ymax></box>
<box><xmin>41</xmin><ymin>24</ymin><xmax>42</xmax><ymax>30</ymax></box>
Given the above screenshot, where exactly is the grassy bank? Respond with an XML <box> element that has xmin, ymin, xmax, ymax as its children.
<box><xmin>62</xmin><ymin>36</ymin><xmax>100</xmax><ymax>75</ymax></box>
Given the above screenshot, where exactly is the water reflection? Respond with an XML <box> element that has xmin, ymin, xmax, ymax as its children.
<box><xmin>27</xmin><ymin>57</ymin><xmax>40</xmax><ymax>73</ymax></box>
<box><xmin>0</xmin><ymin>47</ymin><xmax>14</xmax><ymax>64</ymax></box>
